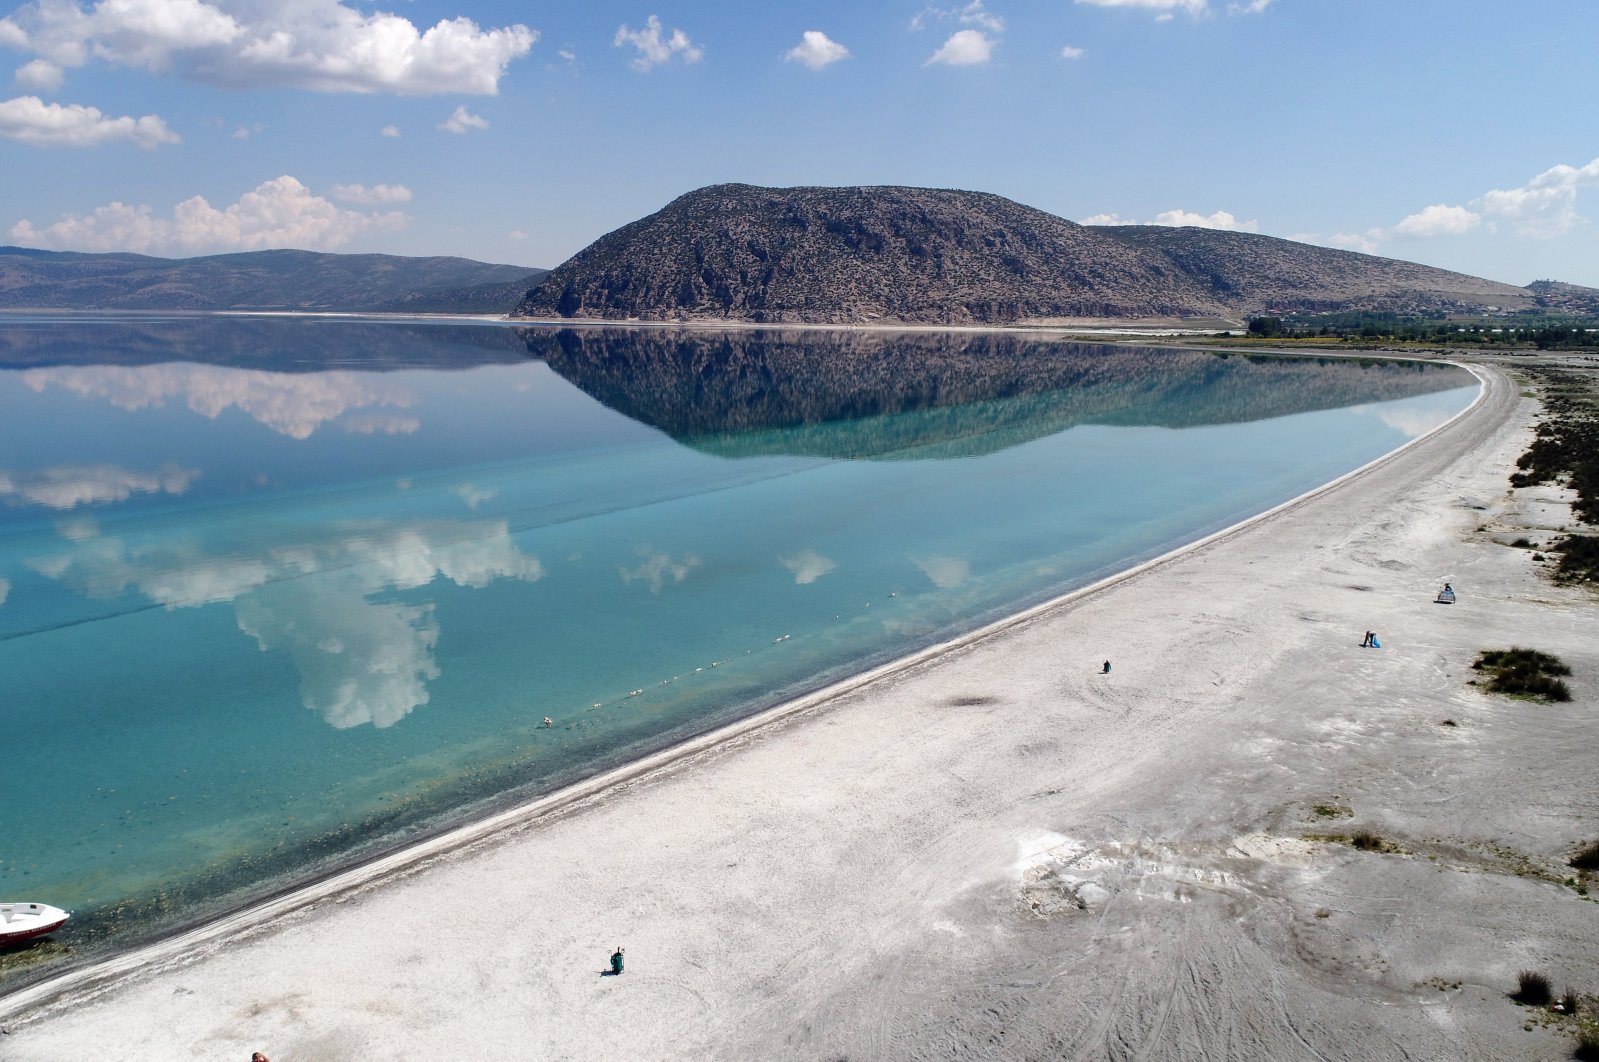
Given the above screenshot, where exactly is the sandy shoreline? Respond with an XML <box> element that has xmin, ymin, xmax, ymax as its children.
<box><xmin>5</xmin><ymin>358</ymin><xmax>1595</xmax><ymax>1060</ymax></box>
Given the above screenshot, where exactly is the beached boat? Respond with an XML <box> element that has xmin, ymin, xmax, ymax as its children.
<box><xmin>0</xmin><ymin>902</ymin><xmax>69</xmax><ymax>946</ymax></box>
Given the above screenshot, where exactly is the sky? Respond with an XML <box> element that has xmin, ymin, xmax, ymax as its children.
<box><xmin>2</xmin><ymin>0</ymin><xmax>1596</xmax><ymax>287</ymax></box>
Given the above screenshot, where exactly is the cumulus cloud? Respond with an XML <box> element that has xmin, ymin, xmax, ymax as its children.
<box><xmin>14</xmin><ymin>57</ymin><xmax>62</xmax><ymax>89</ymax></box>
<box><xmin>1373</xmin><ymin>155</ymin><xmax>1599</xmax><ymax>246</ymax></box>
<box><xmin>438</xmin><ymin>104</ymin><xmax>486</xmax><ymax>133</ymax></box>
<box><xmin>1152</xmin><ymin>208</ymin><xmax>1258</xmax><ymax>231</ymax></box>
<box><xmin>380</xmin><ymin>123</ymin><xmax>399</xmax><ymax>137</ymax></box>
<box><xmin>779</xmin><ymin>548</ymin><xmax>836</xmax><ymax>585</ymax></box>
<box><xmin>1228</xmin><ymin>0</ymin><xmax>1273</xmax><ymax>11</ymax></box>
<box><xmin>614</xmin><ymin>15</ymin><xmax>701</xmax><ymax>72</ymax></box>
<box><xmin>9</xmin><ymin>174</ymin><xmax>407</xmax><ymax>253</ymax></box>
<box><xmin>927</xmin><ymin>28</ymin><xmax>995</xmax><ymax>66</ymax></box>
<box><xmin>1081</xmin><ymin>208</ymin><xmax>1257</xmax><ymax>231</ymax></box>
<box><xmin>915</xmin><ymin>556</ymin><xmax>970</xmax><ymax>589</ymax></box>
<box><xmin>0</xmin><ymin>462</ymin><xmax>199</xmax><ymax>509</ymax></box>
<box><xmin>32</xmin><ymin>518</ymin><xmax>544</xmax><ymax>728</ymax></box>
<box><xmin>0</xmin><ymin>0</ymin><xmax>535</xmax><ymax>95</ymax></box>
<box><xmin>0</xmin><ymin>94</ymin><xmax>177</xmax><ymax>147</ymax></box>
<box><xmin>785</xmin><ymin>30</ymin><xmax>849</xmax><ymax>70</ymax></box>
<box><xmin>1060</xmin><ymin>45</ymin><xmax>1085</xmax><ymax>59</ymax></box>
<box><xmin>22</xmin><ymin>363</ymin><xmax>416</xmax><ymax>438</ymax></box>
<box><xmin>619</xmin><ymin>549</ymin><xmax>700</xmax><ymax>593</ymax></box>
<box><xmin>1394</xmin><ymin>203</ymin><xmax>1480</xmax><ymax>238</ymax></box>
<box><xmin>229</xmin><ymin>120</ymin><xmax>262</xmax><ymax>139</ymax></box>
<box><xmin>330</xmin><ymin>182</ymin><xmax>411</xmax><ymax>205</ymax></box>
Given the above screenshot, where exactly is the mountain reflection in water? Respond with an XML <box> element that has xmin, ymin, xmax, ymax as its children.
<box><xmin>521</xmin><ymin>327</ymin><xmax>1474</xmax><ymax>460</ymax></box>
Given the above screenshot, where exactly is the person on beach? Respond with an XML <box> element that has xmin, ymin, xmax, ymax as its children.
<box><xmin>610</xmin><ymin>946</ymin><xmax>625</xmax><ymax>975</ymax></box>
<box><xmin>251</xmin><ymin>1053</ymin><xmax>270</xmax><ymax>1062</ymax></box>
<box><xmin>543</xmin><ymin>716</ymin><xmax>553</xmax><ymax>728</ymax></box>
<box><xmin>1102</xmin><ymin>660</ymin><xmax>1111</xmax><ymax>674</ymax></box>
<box><xmin>1361</xmin><ymin>630</ymin><xmax>1373</xmax><ymax>647</ymax></box>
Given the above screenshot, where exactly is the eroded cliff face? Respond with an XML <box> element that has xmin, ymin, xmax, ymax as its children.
<box><xmin>512</xmin><ymin>183</ymin><xmax>1540</xmax><ymax>324</ymax></box>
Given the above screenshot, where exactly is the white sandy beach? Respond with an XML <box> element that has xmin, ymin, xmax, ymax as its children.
<box><xmin>3</xmin><ymin>359</ymin><xmax>1595</xmax><ymax>1060</ymax></box>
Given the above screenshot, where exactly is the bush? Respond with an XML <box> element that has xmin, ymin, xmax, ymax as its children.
<box><xmin>1351</xmin><ymin>831</ymin><xmax>1383</xmax><ymax>851</ymax></box>
<box><xmin>1473</xmin><ymin>648</ymin><xmax>1575</xmax><ymax>702</ymax></box>
<box><xmin>1571</xmin><ymin>840</ymin><xmax>1599</xmax><ymax>872</ymax></box>
<box><xmin>1559</xmin><ymin>988</ymin><xmax>1581</xmax><ymax>1015</ymax></box>
<box><xmin>1577</xmin><ymin>1026</ymin><xmax>1599</xmax><ymax>1062</ymax></box>
<box><xmin>1555</xmin><ymin>534</ymin><xmax>1599</xmax><ymax>583</ymax></box>
<box><xmin>1514</xmin><ymin>969</ymin><xmax>1553</xmax><ymax>1005</ymax></box>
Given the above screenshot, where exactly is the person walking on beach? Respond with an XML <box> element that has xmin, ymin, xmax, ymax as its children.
<box><xmin>610</xmin><ymin>946</ymin><xmax>625</xmax><ymax>975</ymax></box>
<box><xmin>1102</xmin><ymin>660</ymin><xmax>1111</xmax><ymax>674</ymax></box>
<box><xmin>1360</xmin><ymin>630</ymin><xmax>1373</xmax><ymax>648</ymax></box>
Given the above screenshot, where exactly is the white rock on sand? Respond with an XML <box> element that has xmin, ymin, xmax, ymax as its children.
<box><xmin>4</xmin><ymin>361</ymin><xmax>1595</xmax><ymax>1061</ymax></box>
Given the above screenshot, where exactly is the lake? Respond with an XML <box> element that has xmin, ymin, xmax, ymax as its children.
<box><xmin>0</xmin><ymin>316</ymin><xmax>1476</xmax><ymax>980</ymax></box>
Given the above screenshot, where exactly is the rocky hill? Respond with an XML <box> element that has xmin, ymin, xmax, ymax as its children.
<box><xmin>511</xmin><ymin>184</ymin><xmax>1543</xmax><ymax>324</ymax></box>
<box><xmin>0</xmin><ymin>246</ymin><xmax>544</xmax><ymax>313</ymax></box>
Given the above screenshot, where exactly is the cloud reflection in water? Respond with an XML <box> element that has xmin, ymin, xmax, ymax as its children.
<box><xmin>30</xmin><ymin>520</ymin><xmax>544</xmax><ymax>729</ymax></box>
<box><xmin>22</xmin><ymin>364</ymin><xmax>416</xmax><ymax>440</ymax></box>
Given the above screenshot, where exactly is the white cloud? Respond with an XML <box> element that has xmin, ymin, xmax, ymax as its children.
<box><xmin>619</xmin><ymin>549</ymin><xmax>700</xmax><ymax>593</ymax></box>
<box><xmin>1060</xmin><ymin>45</ymin><xmax>1085</xmax><ymax>59</ymax></box>
<box><xmin>22</xmin><ymin>363</ymin><xmax>415</xmax><ymax>438</ymax></box>
<box><xmin>1394</xmin><ymin>203</ymin><xmax>1481</xmax><ymax>238</ymax></box>
<box><xmin>1227</xmin><ymin>0</ymin><xmax>1272</xmax><ymax>12</ymax></box>
<box><xmin>785</xmin><ymin>30</ymin><xmax>849</xmax><ymax>70</ymax></box>
<box><xmin>1152</xmin><ymin>208</ymin><xmax>1258</xmax><ymax>232</ymax></box>
<box><xmin>508</xmin><ymin>228</ymin><xmax>527</xmax><ymax>240</ymax></box>
<box><xmin>0</xmin><ymin>462</ymin><xmax>199</xmax><ymax>509</ymax></box>
<box><xmin>380</xmin><ymin>123</ymin><xmax>400</xmax><ymax>137</ymax></box>
<box><xmin>927</xmin><ymin>29</ymin><xmax>994</xmax><ymax>66</ymax></box>
<box><xmin>0</xmin><ymin>94</ymin><xmax>177</xmax><ymax>147</ymax></box>
<box><xmin>1076</xmin><ymin>0</ymin><xmax>1210</xmax><ymax>14</ymax></box>
<box><xmin>330</xmin><ymin>182</ymin><xmax>412</xmax><ymax>205</ymax></box>
<box><xmin>1473</xmin><ymin>157</ymin><xmax>1599</xmax><ymax>238</ymax></box>
<box><xmin>912</xmin><ymin>2</ymin><xmax>1005</xmax><ymax>32</ymax></box>
<box><xmin>614</xmin><ymin>15</ymin><xmax>701</xmax><ymax>72</ymax></box>
<box><xmin>14</xmin><ymin>57</ymin><xmax>62</xmax><ymax>89</ymax></box>
<box><xmin>9</xmin><ymin>174</ymin><xmax>408</xmax><ymax>253</ymax></box>
<box><xmin>1081</xmin><ymin>208</ymin><xmax>1257</xmax><ymax>231</ymax></box>
<box><xmin>557</xmin><ymin>48</ymin><xmax>574</xmax><ymax>62</ymax></box>
<box><xmin>438</xmin><ymin>104</ymin><xmax>486</xmax><ymax>133</ymax></box>
<box><xmin>780</xmin><ymin>548</ymin><xmax>836</xmax><ymax>585</ymax></box>
<box><xmin>916</xmin><ymin>556</ymin><xmax>970</xmax><ymax>589</ymax></box>
<box><xmin>229</xmin><ymin>120</ymin><xmax>262</xmax><ymax>140</ymax></box>
<box><xmin>33</xmin><ymin>518</ymin><xmax>544</xmax><ymax>728</ymax></box>
<box><xmin>0</xmin><ymin>0</ymin><xmax>535</xmax><ymax>95</ymax></box>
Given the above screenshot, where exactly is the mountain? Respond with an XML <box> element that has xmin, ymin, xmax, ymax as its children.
<box><xmin>0</xmin><ymin>246</ymin><xmax>546</xmax><ymax>313</ymax></box>
<box><xmin>511</xmin><ymin>184</ymin><xmax>1540</xmax><ymax>324</ymax></box>
<box><xmin>518</xmin><ymin>327</ymin><xmax>1475</xmax><ymax>461</ymax></box>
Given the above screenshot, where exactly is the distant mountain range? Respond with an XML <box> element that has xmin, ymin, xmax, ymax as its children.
<box><xmin>512</xmin><ymin>183</ymin><xmax>1595</xmax><ymax>324</ymax></box>
<box><xmin>0</xmin><ymin>246</ymin><xmax>546</xmax><ymax>313</ymax></box>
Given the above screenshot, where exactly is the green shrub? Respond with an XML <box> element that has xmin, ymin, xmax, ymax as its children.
<box><xmin>1473</xmin><ymin>648</ymin><xmax>1575</xmax><ymax>702</ymax></box>
<box><xmin>1571</xmin><ymin>840</ymin><xmax>1599</xmax><ymax>872</ymax></box>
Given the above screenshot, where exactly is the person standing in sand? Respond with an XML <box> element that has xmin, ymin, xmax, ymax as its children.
<box><xmin>1102</xmin><ymin>660</ymin><xmax>1111</xmax><ymax>674</ymax></box>
<box><xmin>610</xmin><ymin>946</ymin><xmax>625</xmax><ymax>975</ymax></box>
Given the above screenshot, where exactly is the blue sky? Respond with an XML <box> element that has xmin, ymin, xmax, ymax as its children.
<box><xmin>2</xmin><ymin>0</ymin><xmax>1596</xmax><ymax>287</ymax></box>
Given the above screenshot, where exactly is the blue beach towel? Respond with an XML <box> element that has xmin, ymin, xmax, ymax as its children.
<box><xmin>1370</xmin><ymin>637</ymin><xmax>1380</xmax><ymax>648</ymax></box>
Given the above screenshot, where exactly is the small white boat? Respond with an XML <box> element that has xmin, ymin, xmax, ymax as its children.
<box><xmin>0</xmin><ymin>902</ymin><xmax>70</xmax><ymax>946</ymax></box>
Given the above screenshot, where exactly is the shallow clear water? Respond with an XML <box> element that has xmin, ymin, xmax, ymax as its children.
<box><xmin>0</xmin><ymin>317</ymin><xmax>1475</xmax><ymax>969</ymax></box>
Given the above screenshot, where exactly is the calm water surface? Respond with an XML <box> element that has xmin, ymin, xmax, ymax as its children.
<box><xmin>0</xmin><ymin>317</ymin><xmax>1475</xmax><ymax>977</ymax></box>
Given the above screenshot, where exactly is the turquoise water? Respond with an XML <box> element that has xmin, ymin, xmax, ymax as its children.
<box><xmin>0</xmin><ymin>318</ymin><xmax>1475</xmax><ymax>974</ymax></box>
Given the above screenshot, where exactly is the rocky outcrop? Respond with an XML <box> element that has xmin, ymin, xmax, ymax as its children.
<box><xmin>512</xmin><ymin>184</ymin><xmax>1543</xmax><ymax>324</ymax></box>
